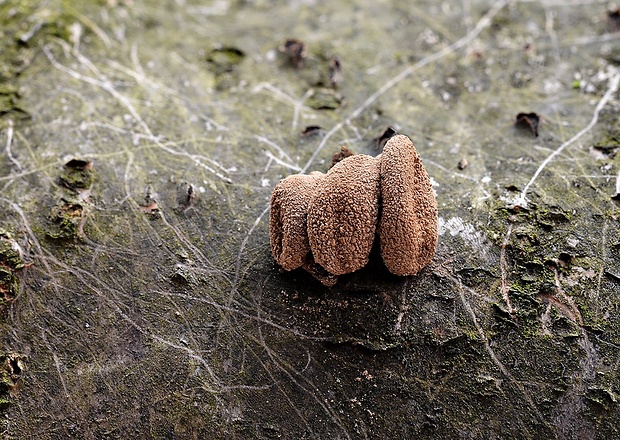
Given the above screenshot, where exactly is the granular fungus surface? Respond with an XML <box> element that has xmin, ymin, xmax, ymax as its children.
<box><xmin>270</xmin><ymin>134</ymin><xmax>438</xmax><ymax>283</ymax></box>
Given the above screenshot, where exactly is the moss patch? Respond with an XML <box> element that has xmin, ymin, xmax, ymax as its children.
<box><xmin>0</xmin><ymin>230</ymin><xmax>26</xmax><ymax>309</ymax></box>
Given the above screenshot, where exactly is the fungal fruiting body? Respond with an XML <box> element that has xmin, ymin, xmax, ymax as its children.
<box><xmin>307</xmin><ymin>154</ymin><xmax>380</xmax><ymax>275</ymax></box>
<box><xmin>269</xmin><ymin>134</ymin><xmax>437</xmax><ymax>284</ymax></box>
<box><xmin>270</xmin><ymin>172</ymin><xmax>324</xmax><ymax>270</ymax></box>
<box><xmin>378</xmin><ymin>135</ymin><xmax>438</xmax><ymax>276</ymax></box>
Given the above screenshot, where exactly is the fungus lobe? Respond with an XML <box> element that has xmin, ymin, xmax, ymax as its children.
<box><xmin>307</xmin><ymin>154</ymin><xmax>380</xmax><ymax>275</ymax></box>
<box><xmin>378</xmin><ymin>135</ymin><xmax>437</xmax><ymax>276</ymax></box>
<box><xmin>270</xmin><ymin>172</ymin><xmax>324</xmax><ymax>271</ymax></box>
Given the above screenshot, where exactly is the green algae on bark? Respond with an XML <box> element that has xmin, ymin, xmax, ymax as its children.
<box><xmin>0</xmin><ymin>353</ymin><xmax>26</xmax><ymax>407</ymax></box>
<box><xmin>0</xmin><ymin>230</ymin><xmax>26</xmax><ymax>309</ymax></box>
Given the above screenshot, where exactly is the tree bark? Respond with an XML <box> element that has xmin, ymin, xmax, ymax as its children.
<box><xmin>1</xmin><ymin>1</ymin><xmax>619</xmax><ymax>438</ymax></box>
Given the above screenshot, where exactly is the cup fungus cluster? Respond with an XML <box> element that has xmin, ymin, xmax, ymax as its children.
<box><xmin>270</xmin><ymin>134</ymin><xmax>437</xmax><ymax>285</ymax></box>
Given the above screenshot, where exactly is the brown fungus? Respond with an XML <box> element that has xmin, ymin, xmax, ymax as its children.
<box><xmin>270</xmin><ymin>172</ymin><xmax>325</xmax><ymax>271</ymax></box>
<box><xmin>330</xmin><ymin>145</ymin><xmax>354</xmax><ymax>169</ymax></box>
<box><xmin>307</xmin><ymin>154</ymin><xmax>380</xmax><ymax>275</ymax></box>
<box><xmin>378</xmin><ymin>135</ymin><xmax>437</xmax><ymax>276</ymax></box>
<box><xmin>269</xmin><ymin>134</ymin><xmax>437</xmax><ymax>284</ymax></box>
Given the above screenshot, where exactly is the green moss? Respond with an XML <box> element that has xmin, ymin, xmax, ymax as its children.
<box><xmin>59</xmin><ymin>166</ymin><xmax>95</xmax><ymax>190</ymax></box>
<box><xmin>0</xmin><ymin>269</ymin><xmax>17</xmax><ymax>296</ymax></box>
<box><xmin>0</xmin><ymin>353</ymin><xmax>25</xmax><ymax>412</ymax></box>
<box><xmin>0</xmin><ymin>84</ymin><xmax>25</xmax><ymax>116</ymax></box>
<box><xmin>204</xmin><ymin>46</ymin><xmax>246</xmax><ymax>90</ymax></box>
<box><xmin>0</xmin><ymin>0</ymin><xmax>84</xmax><ymax>122</ymax></box>
<box><xmin>586</xmin><ymin>386</ymin><xmax>619</xmax><ymax>410</ymax></box>
<box><xmin>0</xmin><ymin>0</ymin><xmax>83</xmax><ymax>86</ymax></box>
<box><xmin>0</xmin><ymin>230</ymin><xmax>25</xmax><ymax>306</ymax></box>
<box><xmin>535</xmin><ymin>206</ymin><xmax>571</xmax><ymax>229</ymax></box>
<box><xmin>0</xmin><ymin>231</ymin><xmax>25</xmax><ymax>271</ymax></box>
<box><xmin>206</xmin><ymin>46</ymin><xmax>245</xmax><ymax>73</ymax></box>
<box><xmin>45</xmin><ymin>200</ymin><xmax>85</xmax><ymax>240</ymax></box>
<box><xmin>306</xmin><ymin>88</ymin><xmax>343</xmax><ymax>110</ymax></box>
